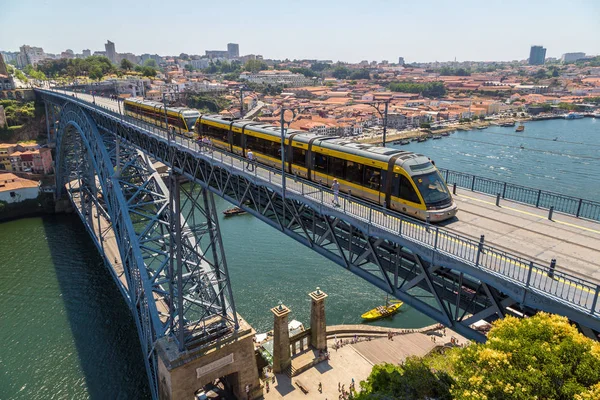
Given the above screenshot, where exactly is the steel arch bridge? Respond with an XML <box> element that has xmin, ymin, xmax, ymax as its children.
<box><xmin>39</xmin><ymin>89</ymin><xmax>600</xmax><ymax>399</ymax></box>
<box><xmin>51</xmin><ymin>98</ymin><xmax>238</xmax><ymax>400</ymax></box>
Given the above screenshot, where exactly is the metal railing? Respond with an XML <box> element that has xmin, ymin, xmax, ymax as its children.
<box><xmin>40</xmin><ymin>89</ymin><xmax>600</xmax><ymax>318</ymax></box>
<box><xmin>440</xmin><ymin>168</ymin><xmax>600</xmax><ymax>222</ymax></box>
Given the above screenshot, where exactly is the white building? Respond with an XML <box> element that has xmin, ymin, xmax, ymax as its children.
<box><xmin>561</xmin><ymin>52</ymin><xmax>586</xmax><ymax>63</ymax></box>
<box><xmin>239</xmin><ymin>70</ymin><xmax>312</xmax><ymax>87</ymax></box>
<box><xmin>17</xmin><ymin>45</ymin><xmax>45</xmax><ymax>67</ymax></box>
<box><xmin>0</xmin><ymin>173</ymin><xmax>39</xmax><ymax>204</ymax></box>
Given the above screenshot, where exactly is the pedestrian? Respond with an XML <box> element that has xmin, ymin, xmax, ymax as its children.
<box><xmin>318</xmin><ymin>382</ymin><xmax>322</xmax><ymax>393</ymax></box>
<box><xmin>332</xmin><ymin>179</ymin><xmax>340</xmax><ymax>206</ymax></box>
<box><xmin>246</xmin><ymin>148</ymin><xmax>255</xmax><ymax>171</ymax></box>
<box><xmin>338</xmin><ymin>382</ymin><xmax>341</xmax><ymax>392</ymax></box>
<box><xmin>272</xmin><ymin>374</ymin><xmax>275</xmax><ymax>384</ymax></box>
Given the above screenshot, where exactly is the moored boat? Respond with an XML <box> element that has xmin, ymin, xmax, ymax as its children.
<box><xmin>361</xmin><ymin>301</ymin><xmax>403</xmax><ymax>321</ymax></box>
<box><xmin>516</xmin><ymin>124</ymin><xmax>525</xmax><ymax>132</ymax></box>
<box><xmin>223</xmin><ymin>206</ymin><xmax>246</xmax><ymax>217</ymax></box>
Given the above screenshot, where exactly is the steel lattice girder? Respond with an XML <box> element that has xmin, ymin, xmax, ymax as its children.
<box><xmin>52</xmin><ymin>101</ymin><xmax>240</xmax><ymax>400</ymax></box>
<box><xmin>47</xmin><ymin>93</ymin><xmax>599</xmax><ymax>342</ymax></box>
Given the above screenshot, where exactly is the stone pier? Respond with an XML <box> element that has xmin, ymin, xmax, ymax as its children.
<box><xmin>309</xmin><ymin>287</ymin><xmax>328</xmax><ymax>351</ymax></box>
<box><xmin>156</xmin><ymin>314</ymin><xmax>261</xmax><ymax>400</ymax></box>
<box><xmin>271</xmin><ymin>303</ymin><xmax>291</xmax><ymax>374</ymax></box>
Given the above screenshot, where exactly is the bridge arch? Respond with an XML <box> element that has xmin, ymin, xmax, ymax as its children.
<box><xmin>54</xmin><ymin>102</ymin><xmax>162</xmax><ymax>399</ymax></box>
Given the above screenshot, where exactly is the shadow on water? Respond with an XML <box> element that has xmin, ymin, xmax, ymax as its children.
<box><xmin>41</xmin><ymin>214</ymin><xmax>151</xmax><ymax>399</ymax></box>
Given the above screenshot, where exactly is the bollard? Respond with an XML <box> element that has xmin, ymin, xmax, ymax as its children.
<box><xmin>548</xmin><ymin>258</ymin><xmax>556</xmax><ymax>279</ymax></box>
<box><xmin>548</xmin><ymin>206</ymin><xmax>554</xmax><ymax>220</ymax></box>
<box><xmin>453</xmin><ymin>183</ymin><xmax>457</xmax><ymax>195</ymax></box>
<box><xmin>426</xmin><ymin>215</ymin><xmax>430</xmax><ymax>231</ymax></box>
<box><xmin>496</xmin><ymin>193</ymin><xmax>501</xmax><ymax>207</ymax></box>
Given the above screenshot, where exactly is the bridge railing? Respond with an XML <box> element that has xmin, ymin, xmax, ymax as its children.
<box><xmin>440</xmin><ymin>168</ymin><xmax>600</xmax><ymax>222</ymax></box>
<box><xmin>41</xmin><ymin>90</ymin><xmax>600</xmax><ymax>317</ymax></box>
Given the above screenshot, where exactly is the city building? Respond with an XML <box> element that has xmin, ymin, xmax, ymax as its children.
<box><xmin>190</xmin><ymin>59</ymin><xmax>212</xmax><ymax>69</ymax></box>
<box><xmin>205</xmin><ymin>50</ymin><xmax>229</xmax><ymax>59</ymax></box>
<box><xmin>561</xmin><ymin>52</ymin><xmax>586</xmax><ymax>63</ymax></box>
<box><xmin>118</xmin><ymin>53</ymin><xmax>140</xmax><ymax>65</ymax></box>
<box><xmin>0</xmin><ymin>173</ymin><xmax>39</xmax><ymax>204</ymax></box>
<box><xmin>398</xmin><ymin>57</ymin><xmax>405</xmax><ymax>65</ymax></box>
<box><xmin>9</xmin><ymin>147</ymin><xmax>53</xmax><ymax>174</ymax></box>
<box><xmin>227</xmin><ymin>43</ymin><xmax>240</xmax><ymax>58</ymax></box>
<box><xmin>0</xmin><ymin>51</ymin><xmax>17</xmax><ymax>64</ymax></box>
<box><xmin>82</xmin><ymin>49</ymin><xmax>91</xmax><ymax>58</ymax></box>
<box><xmin>17</xmin><ymin>45</ymin><xmax>45</xmax><ymax>67</ymax></box>
<box><xmin>239</xmin><ymin>70</ymin><xmax>313</xmax><ymax>87</ymax></box>
<box><xmin>140</xmin><ymin>54</ymin><xmax>163</xmax><ymax>66</ymax></box>
<box><xmin>0</xmin><ymin>54</ymin><xmax>15</xmax><ymax>91</ymax></box>
<box><xmin>60</xmin><ymin>49</ymin><xmax>75</xmax><ymax>59</ymax></box>
<box><xmin>93</xmin><ymin>51</ymin><xmax>107</xmax><ymax>57</ymax></box>
<box><xmin>528</xmin><ymin>45</ymin><xmax>546</xmax><ymax>65</ymax></box>
<box><xmin>105</xmin><ymin>40</ymin><xmax>117</xmax><ymax>63</ymax></box>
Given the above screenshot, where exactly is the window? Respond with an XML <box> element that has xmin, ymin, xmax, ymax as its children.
<box><xmin>412</xmin><ymin>172</ymin><xmax>451</xmax><ymax>206</ymax></box>
<box><xmin>204</xmin><ymin>124</ymin><xmax>229</xmax><ymax>142</ymax></box>
<box><xmin>232</xmin><ymin>132</ymin><xmax>242</xmax><ymax>147</ymax></box>
<box><xmin>346</xmin><ymin>161</ymin><xmax>363</xmax><ymax>185</ymax></box>
<box><xmin>364</xmin><ymin>166</ymin><xmax>382</xmax><ymax>191</ymax></box>
<box><xmin>328</xmin><ymin>156</ymin><xmax>345</xmax><ymax>179</ymax></box>
<box><xmin>314</xmin><ymin>153</ymin><xmax>328</xmax><ymax>173</ymax></box>
<box><xmin>292</xmin><ymin>147</ymin><xmax>306</xmax><ymax>167</ymax></box>
<box><xmin>392</xmin><ymin>173</ymin><xmax>420</xmax><ymax>203</ymax></box>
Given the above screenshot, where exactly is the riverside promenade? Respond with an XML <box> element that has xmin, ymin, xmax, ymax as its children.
<box><xmin>263</xmin><ymin>326</ymin><xmax>467</xmax><ymax>400</ymax></box>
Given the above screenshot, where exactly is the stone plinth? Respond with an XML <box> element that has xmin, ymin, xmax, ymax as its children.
<box><xmin>271</xmin><ymin>303</ymin><xmax>291</xmax><ymax>374</ymax></box>
<box><xmin>156</xmin><ymin>314</ymin><xmax>261</xmax><ymax>400</ymax></box>
<box><xmin>309</xmin><ymin>288</ymin><xmax>328</xmax><ymax>351</ymax></box>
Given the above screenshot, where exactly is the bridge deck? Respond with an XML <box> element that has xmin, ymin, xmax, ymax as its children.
<box><xmin>49</xmin><ymin>90</ymin><xmax>600</xmax><ymax>318</ymax></box>
<box><xmin>452</xmin><ymin>188</ymin><xmax>600</xmax><ymax>282</ymax></box>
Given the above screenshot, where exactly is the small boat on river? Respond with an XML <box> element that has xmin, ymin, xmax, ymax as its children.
<box><xmin>516</xmin><ymin>124</ymin><xmax>525</xmax><ymax>132</ymax></box>
<box><xmin>223</xmin><ymin>207</ymin><xmax>246</xmax><ymax>217</ymax></box>
<box><xmin>361</xmin><ymin>299</ymin><xmax>403</xmax><ymax>321</ymax></box>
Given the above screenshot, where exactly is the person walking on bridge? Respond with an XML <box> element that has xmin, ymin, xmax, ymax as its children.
<box><xmin>332</xmin><ymin>179</ymin><xmax>340</xmax><ymax>207</ymax></box>
<box><xmin>246</xmin><ymin>149</ymin><xmax>255</xmax><ymax>171</ymax></box>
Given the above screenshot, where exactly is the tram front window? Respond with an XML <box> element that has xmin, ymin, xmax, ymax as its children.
<box><xmin>185</xmin><ymin>117</ymin><xmax>199</xmax><ymax>131</ymax></box>
<box><xmin>412</xmin><ymin>172</ymin><xmax>451</xmax><ymax>207</ymax></box>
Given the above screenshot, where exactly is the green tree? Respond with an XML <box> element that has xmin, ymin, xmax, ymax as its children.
<box><xmin>310</xmin><ymin>62</ymin><xmax>330</xmax><ymax>72</ymax></box>
<box><xmin>89</xmin><ymin>65</ymin><xmax>103</xmax><ymax>80</ymax></box>
<box><xmin>450</xmin><ymin>313</ymin><xmax>600</xmax><ymax>400</ymax></box>
<box><xmin>244</xmin><ymin>59</ymin><xmax>268</xmax><ymax>73</ymax></box>
<box><xmin>389</xmin><ymin>81</ymin><xmax>446</xmax><ymax>97</ymax></box>
<box><xmin>349</xmin><ymin>69</ymin><xmax>370</xmax><ymax>80</ymax></box>
<box><xmin>332</xmin><ymin>66</ymin><xmax>350</xmax><ymax>79</ymax></box>
<box><xmin>143</xmin><ymin>59</ymin><xmax>158</xmax><ymax>68</ymax></box>
<box><xmin>141</xmin><ymin>66</ymin><xmax>157</xmax><ymax>77</ymax></box>
<box><xmin>120</xmin><ymin>58</ymin><xmax>135</xmax><ymax>71</ymax></box>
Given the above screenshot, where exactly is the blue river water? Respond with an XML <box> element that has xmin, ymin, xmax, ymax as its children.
<box><xmin>0</xmin><ymin>118</ymin><xmax>598</xmax><ymax>399</ymax></box>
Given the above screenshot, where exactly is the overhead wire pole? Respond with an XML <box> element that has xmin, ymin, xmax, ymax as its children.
<box><xmin>239</xmin><ymin>85</ymin><xmax>250</xmax><ymax>118</ymax></box>
<box><xmin>362</xmin><ymin>99</ymin><xmax>391</xmax><ymax>147</ymax></box>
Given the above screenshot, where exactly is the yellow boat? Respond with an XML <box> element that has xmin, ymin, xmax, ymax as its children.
<box><xmin>361</xmin><ymin>301</ymin><xmax>403</xmax><ymax>321</ymax></box>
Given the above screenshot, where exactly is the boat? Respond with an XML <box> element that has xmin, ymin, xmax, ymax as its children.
<box><xmin>361</xmin><ymin>300</ymin><xmax>403</xmax><ymax>321</ymax></box>
<box><xmin>432</xmin><ymin>135</ymin><xmax>442</xmax><ymax>140</ymax></box>
<box><xmin>223</xmin><ymin>206</ymin><xmax>246</xmax><ymax>217</ymax></box>
<box><xmin>500</xmin><ymin>121</ymin><xmax>516</xmax><ymax>127</ymax></box>
<box><xmin>417</xmin><ymin>137</ymin><xmax>427</xmax><ymax>142</ymax></box>
<box><xmin>515</xmin><ymin>124</ymin><xmax>525</xmax><ymax>132</ymax></box>
<box><xmin>477</xmin><ymin>126</ymin><xmax>487</xmax><ymax>130</ymax></box>
<box><xmin>441</xmin><ymin>132</ymin><xmax>450</xmax><ymax>136</ymax></box>
<box><xmin>564</xmin><ymin>112</ymin><xmax>583</xmax><ymax>120</ymax></box>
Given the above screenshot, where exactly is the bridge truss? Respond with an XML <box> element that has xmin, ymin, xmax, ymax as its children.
<box><xmin>48</xmin><ymin>97</ymin><xmax>238</xmax><ymax>399</ymax></box>
<box><xmin>40</xmin><ymin>90</ymin><xmax>600</xmax><ymax>397</ymax></box>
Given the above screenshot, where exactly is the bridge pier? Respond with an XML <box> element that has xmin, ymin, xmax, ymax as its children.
<box><xmin>309</xmin><ymin>287</ymin><xmax>328</xmax><ymax>351</ymax></box>
<box><xmin>156</xmin><ymin>314</ymin><xmax>261</xmax><ymax>400</ymax></box>
<box><xmin>271</xmin><ymin>303</ymin><xmax>292</xmax><ymax>374</ymax></box>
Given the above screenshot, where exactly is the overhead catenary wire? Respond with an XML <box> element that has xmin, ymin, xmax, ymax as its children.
<box><xmin>479</xmin><ymin>129</ymin><xmax>600</xmax><ymax>148</ymax></box>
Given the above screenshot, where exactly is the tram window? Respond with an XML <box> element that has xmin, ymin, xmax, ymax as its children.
<box><xmin>246</xmin><ymin>135</ymin><xmax>261</xmax><ymax>153</ymax></box>
<box><xmin>267</xmin><ymin>141</ymin><xmax>280</xmax><ymax>158</ymax></box>
<box><xmin>292</xmin><ymin>147</ymin><xmax>306</xmax><ymax>167</ymax></box>
<box><xmin>328</xmin><ymin>156</ymin><xmax>345</xmax><ymax>179</ymax></box>
<box><xmin>206</xmin><ymin>125</ymin><xmax>228</xmax><ymax>142</ymax></box>
<box><xmin>314</xmin><ymin>153</ymin><xmax>328</xmax><ymax>173</ymax></box>
<box><xmin>399</xmin><ymin>175</ymin><xmax>421</xmax><ymax>203</ymax></box>
<box><xmin>232</xmin><ymin>132</ymin><xmax>242</xmax><ymax>147</ymax></box>
<box><xmin>346</xmin><ymin>161</ymin><xmax>363</xmax><ymax>185</ymax></box>
<box><xmin>364</xmin><ymin>166</ymin><xmax>381</xmax><ymax>190</ymax></box>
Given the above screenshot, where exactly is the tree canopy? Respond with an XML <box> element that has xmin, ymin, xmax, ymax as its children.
<box><xmin>143</xmin><ymin>59</ymin><xmax>158</xmax><ymax>68</ymax></box>
<box><xmin>389</xmin><ymin>81</ymin><xmax>446</xmax><ymax>97</ymax></box>
<box><xmin>357</xmin><ymin>313</ymin><xmax>600</xmax><ymax>400</ymax></box>
<box><xmin>36</xmin><ymin>56</ymin><xmax>115</xmax><ymax>79</ymax></box>
<box><xmin>244</xmin><ymin>59</ymin><xmax>268</xmax><ymax>73</ymax></box>
<box><xmin>120</xmin><ymin>58</ymin><xmax>135</xmax><ymax>71</ymax></box>
<box><xmin>332</xmin><ymin>66</ymin><xmax>350</xmax><ymax>79</ymax></box>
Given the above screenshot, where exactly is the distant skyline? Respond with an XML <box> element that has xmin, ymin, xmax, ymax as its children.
<box><xmin>1</xmin><ymin>0</ymin><xmax>599</xmax><ymax>63</ymax></box>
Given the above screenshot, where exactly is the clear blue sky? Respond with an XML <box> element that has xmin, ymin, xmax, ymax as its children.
<box><xmin>1</xmin><ymin>0</ymin><xmax>598</xmax><ymax>63</ymax></box>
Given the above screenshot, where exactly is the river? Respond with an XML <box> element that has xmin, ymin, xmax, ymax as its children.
<box><xmin>0</xmin><ymin>117</ymin><xmax>598</xmax><ymax>398</ymax></box>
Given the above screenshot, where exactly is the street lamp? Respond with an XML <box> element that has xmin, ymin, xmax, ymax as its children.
<box><xmin>239</xmin><ymin>85</ymin><xmax>250</xmax><ymax>118</ymax></box>
<box><xmin>279</xmin><ymin>108</ymin><xmax>296</xmax><ymax>202</ymax></box>
<box><xmin>162</xmin><ymin>92</ymin><xmax>171</xmax><ymax>142</ymax></box>
<box><xmin>365</xmin><ymin>99</ymin><xmax>390</xmax><ymax>147</ymax></box>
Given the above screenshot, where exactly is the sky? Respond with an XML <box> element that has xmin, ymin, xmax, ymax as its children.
<box><xmin>1</xmin><ymin>0</ymin><xmax>599</xmax><ymax>63</ymax></box>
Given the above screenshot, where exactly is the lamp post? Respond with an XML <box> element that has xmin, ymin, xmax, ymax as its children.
<box><xmin>279</xmin><ymin>108</ymin><xmax>296</xmax><ymax>202</ymax></box>
<box><xmin>366</xmin><ymin>99</ymin><xmax>390</xmax><ymax>147</ymax></box>
<box><xmin>239</xmin><ymin>85</ymin><xmax>250</xmax><ymax>118</ymax></box>
<box><xmin>162</xmin><ymin>92</ymin><xmax>170</xmax><ymax>142</ymax></box>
